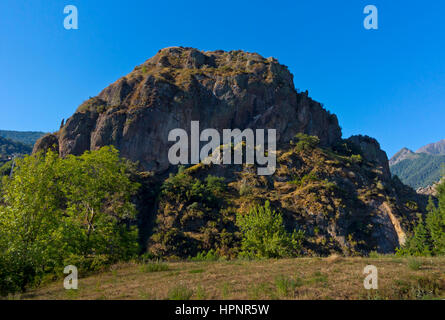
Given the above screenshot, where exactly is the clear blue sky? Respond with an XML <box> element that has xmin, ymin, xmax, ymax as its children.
<box><xmin>1</xmin><ymin>0</ymin><xmax>444</xmax><ymax>157</ymax></box>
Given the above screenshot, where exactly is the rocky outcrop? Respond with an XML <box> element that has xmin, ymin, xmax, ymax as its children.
<box><xmin>32</xmin><ymin>133</ymin><xmax>59</xmax><ymax>154</ymax></box>
<box><xmin>44</xmin><ymin>47</ymin><xmax>342</xmax><ymax>172</ymax></box>
<box><xmin>347</xmin><ymin>135</ymin><xmax>391</xmax><ymax>180</ymax></box>
<box><xmin>33</xmin><ymin>47</ymin><xmax>422</xmax><ymax>256</ymax></box>
<box><xmin>416</xmin><ymin>178</ymin><xmax>444</xmax><ymax>196</ymax></box>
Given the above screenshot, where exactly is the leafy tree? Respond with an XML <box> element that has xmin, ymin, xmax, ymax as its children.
<box><xmin>236</xmin><ymin>201</ymin><xmax>304</xmax><ymax>258</ymax></box>
<box><xmin>0</xmin><ymin>151</ymin><xmax>65</xmax><ymax>293</ymax></box>
<box><xmin>60</xmin><ymin>147</ymin><xmax>140</xmax><ymax>259</ymax></box>
<box><xmin>0</xmin><ymin>147</ymin><xmax>140</xmax><ymax>295</ymax></box>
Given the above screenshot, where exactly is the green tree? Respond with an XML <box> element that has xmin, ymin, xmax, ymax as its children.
<box><xmin>0</xmin><ymin>147</ymin><xmax>140</xmax><ymax>295</ymax></box>
<box><xmin>397</xmin><ymin>216</ymin><xmax>432</xmax><ymax>256</ymax></box>
<box><xmin>397</xmin><ymin>177</ymin><xmax>445</xmax><ymax>256</ymax></box>
<box><xmin>236</xmin><ymin>201</ymin><xmax>304</xmax><ymax>258</ymax></box>
<box><xmin>60</xmin><ymin>147</ymin><xmax>140</xmax><ymax>259</ymax></box>
<box><xmin>0</xmin><ymin>151</ymin><xmax>65</xmax><ymax>293</ymax></box>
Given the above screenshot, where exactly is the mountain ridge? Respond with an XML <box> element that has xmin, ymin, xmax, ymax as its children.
<box><xmin>416</xmin><ymin>139</ymin><xmax>445</xmax><ymax>155</ymax></box>
<box><xmin>0</xmin><ymin>130</ymin><xmax>46</xmax><ymax>146</ymax></box>
<box><xmin>390</xmin><ymin>139</ymin><xmax>445</xmax><ymax>189</ymax></box>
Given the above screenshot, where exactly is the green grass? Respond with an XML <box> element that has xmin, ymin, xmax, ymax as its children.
<box><xmin>168</xmin><ymin>285</ymin><xmax>194</xmax><ymax>300</ymax></box>
<box><xmin>189</xmin><ymin>269</ymin><xmax>205</xmax><ymax>274</ymax></box>
<box><xmin>274</xmin><ymin>275</ymin><xmax>304</xmax><ymax>297</ymax></box>
<box><xmin>20</xmin><ymin>257</ymin><xmax>445</xmax><ymax>300</ymax></box>
<box><xmin>407</xmin><ymin>258</ymin><xmax>422</xmax><ymax>271</ymax></box>
<box><xmin>140</xmin><ymin>261</ymin><xmax>169</xmax><ymax>273</ymax></box>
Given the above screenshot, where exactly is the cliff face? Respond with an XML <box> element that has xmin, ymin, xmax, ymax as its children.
<box><xmin>36</xmin><ymin>47</ymin><xmax>341</xmax><ymax>172</ymax></box>
<box><xmin>34</xmin><ymin>47</ymin><xmax>425</xmax><ymax>256</ymax></box>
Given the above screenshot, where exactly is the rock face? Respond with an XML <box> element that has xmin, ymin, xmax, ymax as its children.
<box><xmin>416</xmin><ymin>178</ymin><xmax>444</xmax><ymax>196</ymax></box>
<box><xmin>43</xmin><ymin>47</ymin><xmax>341</xmax><ymax>172</ymax></box>
<box><xmin>32</xmin><ymin>133</ymin><xmax>59</xmax><ymax>154</ymax></box>
<box><xmin>347</xmin><ymin>135</ymin><xmax>391</xmax><ymax>180</ymax></box>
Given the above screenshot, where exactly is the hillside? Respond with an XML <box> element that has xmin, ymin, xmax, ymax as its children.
<box><xmin>390</xmin><ymin>140</ymin><xmax>445</xmax><ymax>189</ymax></box>
<box><xmin>389</xmin><ymin>148</ymin><xmax>417</xmax><ymax>166</ymax></box>
<box><xmin>0</xmin><ymin>130</ymin><xmax>45</xmax><ymax>146</ymax></box>
<box><xmin>390</xmin><ymin>154</ymin><xmax>445</xmax><ymax>189</ymax></box>
<box><xmin>32</xmin><ymin>47</ymin><xmax>427</xmax><ymax>256</ymax></box>
<box><xmin>0</xmin><ymin>136</ymin><xmax>32</xmax><ymax>162</ymax></box>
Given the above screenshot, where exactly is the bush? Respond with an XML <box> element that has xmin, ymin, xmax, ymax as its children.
<box><xmin>62</xmin><ymin>254</ymin><xmax>111</xmax><ymax>274</ymax></box>
<box><xmin>407</xmin><ymin>258</ymin><xmax>422</xmax><ymax>271</ymax></box>
<box><xmin>275</xmin><ymin>275</ymin><xmax>303</xmax><ymax>297</ymax></box>
<box><xmin>190</xmin><ymin>249</ymin><xmax>220</xmax><ymax>262</ymax></box>
<box><xmin>292</xmin><ymin>133</ymin><xmax>320</xmax><ymax>152</ymax></box>
<box><xmin>140</xmin><ymin>260</ymin><xmax>169</xmax><ymax>273</ymax></box>
<box><xmin>168</xmin><ymin>285</ymin><xmax>194</xmax><ymax>300</ymax></box>
<box><xmin>236</xmin><ymin>201</ymin><xmax>305</xmax><ymax>258</ymax></box>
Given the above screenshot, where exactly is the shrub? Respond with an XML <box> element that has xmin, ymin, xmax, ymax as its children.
<box><xmin>140</xmin><ymin>260</ymin><xmax>169</xmax><ymax>273</ymax></box>
<box><xmin>239</xmin><ymin>183</ymin><xmax>253</xmax><ymax>196</ymax></box>
<box><xmin>407</xmin><ymin>258</ymin><xmax>422</xmax><ymax>271</ymax></box>
<box><xmin>350</xmin><ymin>154</ymin><xmax>363</xmax><ymax>164</ymax></box>
<box><xmin>292</xmin><ymin>133</ymin><xmax>320</xmax><ymax>152</ymax></box>
<box><xmin>275</xmin><ymin>275</ymin><xmax>303</xmax><ymax>297</ymax></box>
<box><xmin>168</xmin><ymin>285</ymin><xmax>194</xmax><ymax>300</ymax></box>
<box><xmin>236</xmin><ymin>201</ymin><xmax>305</xmax><ymax>258</ymax></box>
<box><xmin>190</xmin><ymin>249</ymin><xmax>220</xmax><ymax>262</ymax></box>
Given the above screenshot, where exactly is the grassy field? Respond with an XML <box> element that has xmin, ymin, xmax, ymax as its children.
<box><xmin>18</xmin><ymin>256</ymin><xmax>445</xmax><ymax>300</ymax></box>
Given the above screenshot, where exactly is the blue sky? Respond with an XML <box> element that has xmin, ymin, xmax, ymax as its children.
<box><xmin>0</xmin><ymin>0</ymin><xmax>444</xmax><ymax>157</ymax></box>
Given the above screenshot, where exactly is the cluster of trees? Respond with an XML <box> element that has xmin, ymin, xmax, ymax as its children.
<box><xmin>397</xmin><ymin>178</ymin><xmax>445</xmax><ymax>256</ymax></box>
<box><xmin>0</xmin><ymin>147</ymin><xmax>140</xmax><ymax>295</ymax></box>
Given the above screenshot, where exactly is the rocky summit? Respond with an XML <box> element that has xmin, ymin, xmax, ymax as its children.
<box><xmin>34</xmin><ymin>47</ymin><xmax>427</xmax><ymax>256</ymax></box>
<box><xmin>35</xmin><ymin>47</ymin><xmax>342</xmax><ymax>172</ymax></box>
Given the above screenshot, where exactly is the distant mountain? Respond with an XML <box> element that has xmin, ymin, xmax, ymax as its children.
<box><xmin>416</xmin><ymin>139</ymin><xmax>445</xmax><ymax>155</ymax></box>
<box><xmin>389</xmin><ymin>147</ymin><xmax>417</xmax><ymax>166</ymax></box>
<box><xmin>390</xmin><ymin>139</ymin><xmax>445</xmax><ymax>189</ymax></box>
<box><xmin>0</xmin><ymin>136</ymin><xmax>32</xmax><ymax>161</ymax></box>
<box><xmin>0</xmin><ymin>130</ymin><xmax>46</xmax><ymax>146</ymax></box>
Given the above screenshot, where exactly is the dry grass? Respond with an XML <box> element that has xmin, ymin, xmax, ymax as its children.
<box><xmin>17</xmin><ymin>257</ymin><xmax>445</xmax><ymax>300</ymax></box>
